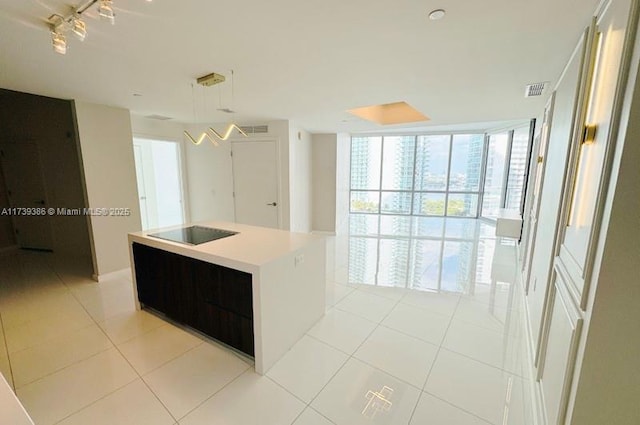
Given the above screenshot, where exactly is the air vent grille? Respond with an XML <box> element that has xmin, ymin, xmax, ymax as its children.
<box><xmin>525</xmin><ymin>82</ymin><xmax>547</xmax><ymax>98</ymax></box>
<box><xmin>239</xmin><ymin>125</ymin><xmax>269</xmax><ymax>134</ymax></box>
<box><xmin>146</xmin><ymin>114</ymin><xmax>172</xmax><ymax>121</ymax></box>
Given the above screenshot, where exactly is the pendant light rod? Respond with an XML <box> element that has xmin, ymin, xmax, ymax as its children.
<box><xmin>184</xmin><ymin>70</ymin><xmax>248</xmax><ymax>146</ymax></box>
<box><xmin>76</xmin><ymin>0</ymin><xmax>99</xmax><ymax>15</ymax></box>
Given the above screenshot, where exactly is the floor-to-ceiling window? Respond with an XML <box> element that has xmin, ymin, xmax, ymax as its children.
<box><xmin>481</xmin><ymin>132</ymin><xmax>509</xmax><ymax>218</ymax></box>
<box><xmin>350</xmin><ymin>133</ymin><xmax>486</xmax><ymax>219</ymax></box>
<box><xmin>480</xmin><ymin>123</ymin><xmax>534</xmax><ymax>218</ymax></box>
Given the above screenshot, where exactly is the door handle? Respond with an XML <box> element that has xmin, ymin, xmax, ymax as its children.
<box><xmin>266</xmin><ymin>202</ymin><xmax>277</xmax><ymax>206</ymax></box>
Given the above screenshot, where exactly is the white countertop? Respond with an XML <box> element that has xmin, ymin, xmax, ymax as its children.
<box><xmin>129</xmin><ymin>221</ymin><xmax>324</xmax><ymax>274</ymax></box>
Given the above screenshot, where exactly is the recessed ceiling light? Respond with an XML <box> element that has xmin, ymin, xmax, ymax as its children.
<box><xmin>429</xmin><ymin>9</ymin><xmax>446</xmax><ymax>20</ymax></box>
<box><xmin>347</xmin><ymin>102</ymin><xmax>430</xmax><ymax>125</ymax></box>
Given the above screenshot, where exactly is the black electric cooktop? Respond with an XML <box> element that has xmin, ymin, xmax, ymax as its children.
<box><xmin>148</xmin><ymin>225</ymin><xmax>238</xmax><ymax>245</ymax></box>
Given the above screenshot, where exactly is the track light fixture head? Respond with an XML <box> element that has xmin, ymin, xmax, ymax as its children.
<box><xmin>49</xmin><ymin>14</ymin><xmax>67</xmax><ymax>54</ymax></box>
<box><xmin>51</xmin><ymin>31</ymin><xmax>67</xmax><ymax>55</ymax></box>
<box><xmin>71</xmin><ymin>16</ymin><xmax>87</xmax><ymax>41</ymax></box>
<box><xmin>98</xmin><ymin>0</ymin><xmax>115</xmax><ymax>24</ymax></box>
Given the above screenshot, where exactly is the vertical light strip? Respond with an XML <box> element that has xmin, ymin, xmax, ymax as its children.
<box><xmin>568</xmin><ymin>31</ymin><xmax>603</xmax><ymax>226</ymax></box>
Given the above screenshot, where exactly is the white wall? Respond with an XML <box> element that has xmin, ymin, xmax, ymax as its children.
<box><xmin>130</xmin><ymin>115</ymin><xmax>185</xmax><ymax>142</ymax></box>
<box><xmin>525</xmin><ymin>43</ymin><xmax>582</xmax><ymax>344</ymax></box>
<box><xmin>74</xmin><ymin>101</ymin><xmax>142</xmax><ymax>277</ymax></box>
<box><xmin>311</xmin><ymin>134</ymin><xmax>337</xmax><ymax>233</ymax></box>
<box><xmin>568</xmin><ymin>15</ymin><xmax>640</xmax><ymax>423</ymax></box>
<box><xmin>129</xmin><ymin>117</ymin><xmax>308</xmax><ymax>233</ymax></box>
<box><xmin>269</xmin><ymin>120</ymin><xmax>291</xmax><ymax>230</ymax></box>
<box><xmin>289</xmin><ymin>124</ymin><xmax>312</xmax><ymax>233</ymax></box>
<box><xmin>335</xmin><ymin>133</ymin><xmax>351</xmax><ymax>236</ymax></box>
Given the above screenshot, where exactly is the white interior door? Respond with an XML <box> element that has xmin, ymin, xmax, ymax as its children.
<box><xmin>0</xmin><ymin>143</ymin><xmax>53</xmax><ymax>250</ymax></box>
<box><xmin>232</xmin><ymin>141</ymin><xmax>279</xmax><ymax>228</ymax></box>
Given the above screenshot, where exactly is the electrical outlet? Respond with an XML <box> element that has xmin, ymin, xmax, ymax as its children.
<box><xmin>294</xmin><ymin>254</ymin><xmax>304</xmax><ymax>267</ymax></box>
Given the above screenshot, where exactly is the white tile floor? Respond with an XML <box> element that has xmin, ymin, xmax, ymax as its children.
<box><xmin>0</xmin><ymin>218</ymin><xmax>533</xmax><ymax>425</ymax></box>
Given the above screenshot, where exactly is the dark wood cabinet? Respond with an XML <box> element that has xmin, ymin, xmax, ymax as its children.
<box><xmin>132</xmin><ymin>243</ymin><xmax>254</xmax><ymax>356</ymax></box>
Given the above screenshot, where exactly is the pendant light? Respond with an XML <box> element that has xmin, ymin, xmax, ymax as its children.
<box><xmin>184</xmin><ymin>70</ymin><xmax>248</xmax><ymax>146</ymax></box>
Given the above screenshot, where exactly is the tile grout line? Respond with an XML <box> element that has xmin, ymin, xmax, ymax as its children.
<box><xmin>3</xmin><ymin>260</ymin><xmax>141</xmax><ymax>425</ymax></box>
<box><xmin>436</xmin><ymin>346</ymin><xmax>528</xmax><ymax>379</ymax></box>
<box><xmin>53</xmin><ymin>264</ymin><xmax>261</xmax><ymax>425</ymax></box>
<box><xmin>50</xmin><ymin>264</ymin><xmax>184</xmax><ymax>424</ymax></box>
<box><xmin>50</xmin><ymin>265</ymin><xmax>175</xmax><ymax>425</ymax></box>
<box><xmin>13</xmin><ymin>344</ymin><xmax>113</xmax><ymax>391</ymax></box>
<box><xmin>298</xmin><ymin>283</ymin><xmax>410</xmax><ymax>424</ymax></box>
<box><xmin>407</xmin><ymin>294</ymin><xmax>462</xmax><ymax>425</ymax></box>
<box><xmin>15</xmin><ymin>236</ymin><xmax>516</xmax><ymax>424</ymax></box>
<box><xmin>422</xmin><ymin>389</ymin><xmax>498</xmax><ymax>425</ymax></box>
<box><xmin>307</xmin><ymin>279</ymin><xmax>460</xmax><ymax>423</ymax></box>
<box><xmin>172</xmin><ymin>365</ymin><xmax>251</xmax><ymax>423</ymax></box>
<box><xmin>84</xmin><ymin>325</ymin><xmax>204</xmax><ymax>424</ymax></box>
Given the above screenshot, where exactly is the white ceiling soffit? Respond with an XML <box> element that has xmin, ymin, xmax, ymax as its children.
<box><xmin>0</xmin><ymin>0</ymin><xmax>600</xmax><ymax>133</ymax></box>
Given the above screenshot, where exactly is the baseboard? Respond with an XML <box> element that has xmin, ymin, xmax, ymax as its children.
<box><xmin>92</xmin><ymin>267</ymin><xmax>132</xmax><ymax>283</ymax></box>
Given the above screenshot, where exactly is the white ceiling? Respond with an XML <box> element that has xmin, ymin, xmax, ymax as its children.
<box><xmin>0</xmin><ymin>0</ymin><xmax>600</xmax><ymax>133</ymax></box>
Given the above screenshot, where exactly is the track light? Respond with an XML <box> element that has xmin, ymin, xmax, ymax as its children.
<box><xmin>46</xmin><ymin>0</ymin><xmax>139</xmax><ymax>55</ymax></box>
<box><xmin>98</xmin><ymin>0</ymin><xmax>115</xmax><ymax>24</ymax></box>
<box><xmin>71</xmin><ymin>16</ymin><xmax>87</xmax><ymax>41</ymax></box>
<box><xmin>51</xmin><ymin>32</ymin><xmax>67</xmax><ymax>55</ymax></box>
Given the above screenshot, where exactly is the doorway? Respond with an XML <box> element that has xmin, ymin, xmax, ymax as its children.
<box><xmin>231</xmin><ymin>141</ymin><xmax>279</xmax><ymax>229</ymax></box>
<box><xmin>0</xmin><ymin>142</ymin><xmax>53</xmax><ymax>250</ymax></box>
<box><xmin>132</xmin><ymin>138</ymin><xmax>186</xmax><ymax>230</ymax></box>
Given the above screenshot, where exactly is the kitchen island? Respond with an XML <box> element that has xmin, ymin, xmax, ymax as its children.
<box><xmin>128</xmin><ymin>221</ymin><xmax>326</xmax><ymax>374</ymax></box>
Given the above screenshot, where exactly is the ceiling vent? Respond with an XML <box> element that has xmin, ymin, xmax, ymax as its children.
<box><xmin>239</xmin><ymin>125</ymin><xmax>269</xmax><ymax>134</ymax></box>
<box><xmin>146</xmin><ymin>114</ymin><xmax>172</xmax><ymax>121</ymax></box>
<box><xmin>524</xmin><ymin>82</ymin><xmax>548</xmax><ymax>98</ymax></box>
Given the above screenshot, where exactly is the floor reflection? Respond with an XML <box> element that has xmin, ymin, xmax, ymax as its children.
<box><xmin>343</xmin><ymin>216</ymin><xmax>517</xmax><ymax>303</ymax></box>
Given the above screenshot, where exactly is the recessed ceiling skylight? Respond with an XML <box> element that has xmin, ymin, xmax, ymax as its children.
<box><xmin>347</xmin><ymin>101</ymin><xmax>430</xmax><ymax>125</ymax></box>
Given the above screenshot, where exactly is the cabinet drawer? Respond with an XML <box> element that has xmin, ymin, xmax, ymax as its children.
<box><xmin>132</xmin><ymin>243</ymin><xmax>254</xmax><ymax>357</ymax></box>
<box><xmin>219</xmin><ymin>268</ymin><xmax>253</xmax><ymax>318</ymax></box>
<box><xmin>196</xmin><ymin>301</ymin><xmax>254</xmax><ymax>356</ymax></box>
<box><xmin>193</xmin><ymin>261</ymin><xmax>253</xmax><ymax>318</ymax></box>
